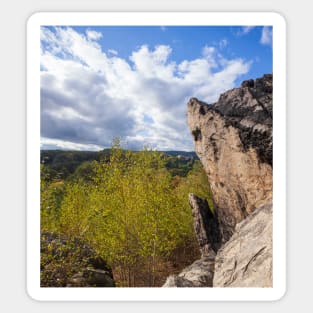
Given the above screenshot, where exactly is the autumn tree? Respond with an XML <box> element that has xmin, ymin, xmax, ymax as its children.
<box><xmin>40</xmin><ymin>141</ymin><xmax>212</xmax><ymax>287</ymax></box>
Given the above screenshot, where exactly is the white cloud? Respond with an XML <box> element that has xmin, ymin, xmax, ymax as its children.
<box><xmin>219</xmin><ymin>38</ymin><xmax>228</xmax><ymax>49</ymax></box>
<box><xmin>129</xmin><ymin>45</ymin><xmax>176</xmax><ymax>81</ymax></box>
<box><xmin>86</xmin><ymin>29</ymin><xmax>102</xmax><ymax>41</ymax></box>
<box><xmin>202</xmin><ymin>45</ymin><xmax>215</xmax><ymax>58</ymax></box>
<box><xmin>260</xmin><ymin>26</ymin><xmax>272</xmax><ymax>45</ymax></box>
<box><xmin>108</xmin><ymin>49</ymin><xmax>118</xmax><ymax>55</ymax></box>
<box><xmin>41</xmin><ymin>137</ymin><xmax>103</xmax><ymax>151</ymax></box>
<box><xmin>40</xmin><ymin>27</ymin><xmax>251</xmax><ymax>151</ymax></box>
<box><xmin>48</xmin><ymin>107</ymin><xmax>92</xmax><ymax>122</ymax></box>
<box><xmin>242</xmin><ymin>26</ymin><xmax>255</xmax><ymax>34</ymax></box>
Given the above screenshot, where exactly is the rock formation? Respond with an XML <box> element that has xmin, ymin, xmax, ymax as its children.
<box><xmin>187</xmin><ymin>74</ymin><xmax>272</xmax><ymax>242</ymax></box>
<box><xmin>163</xmin><ymin>255</ymin><xmax>215</xmax><ymax>287</ymax></box>
<box><xmin>163</xmin><ymin>74</ymin><xmax>273</xmax><ymax>288</ymax></box>
<box><xmin>188</xmin><ymin>193</ymin><xmax>221</xmax><ymax>255</ymax></box>
<box><xmin>213</xmin><ymin>202</ymin><xmax>272</xmax><ymax>287</ymax></box>
<box><xmin>40</xmin><ymin>231</ymin><xmax>115</xmax><ymax>287</ymax></box>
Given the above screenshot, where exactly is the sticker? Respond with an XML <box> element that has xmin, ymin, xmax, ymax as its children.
<box><xmin>27</xmin><ymin>12</ymin><xmax>286</xmax><ymax>301</ymax></box>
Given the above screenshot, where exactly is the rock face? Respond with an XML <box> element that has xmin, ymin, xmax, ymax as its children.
<box><xmin>163</xmin><ymin>255</ymin><xmax>215</xmax><ymax>287</ymax></box>
<box><xmin>189</xmin><ymin>193</ymin><xmax>221</xmax><ymax>256</ymax></box>
<box><xmin>40</xmin><ymin>232</ymin><xmax>115</xmax><ymax>287</ymax></box>
<box><xmin>187</xmin><ymin>74</ymin><xmax>273</xmax><ymax>242</ymax></box>
<box><xmin>213</xmin><ymin>203</ymin><xmax>272</xmax><ymax>287</ymax></box>
<box><xmin>163</xmin><ymin>74</ymin><xmax>273</xmax><ymax>288</ymax></box>
<box><xmin>162</xmin><ymin>194</ymin><xmax>219</xmax><ymax>288</ymax></box>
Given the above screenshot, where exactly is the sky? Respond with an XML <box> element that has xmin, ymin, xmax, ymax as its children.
<box><xmin>40</xmin><ymin>25</ymin><xmax>272</xmax><ymax>151</ymax></box>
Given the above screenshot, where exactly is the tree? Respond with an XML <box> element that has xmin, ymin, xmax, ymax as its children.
<box><xmin>85</xmin><ymin>142</ymin><xmax>197</xmax><ymax>286</ymax></box>
<box><xmin>58</xmin><ymin>180</ymin><xmax>92</xmax><ymax>238</ymax></box>
<box><xmin>40</xmin><ymin>164</ymin><xmax>65</xmax><ymax>231</ymax></box>
<box><xmin>40</xmin><ymin>141</ymin><xmax>207</xmax><ymax>287</ymax></box>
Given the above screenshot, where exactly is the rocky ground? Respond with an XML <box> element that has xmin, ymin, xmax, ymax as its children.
<box><xmin>40</xmin><ymin>231</ymin><xmax>115</xmax><ymax>287</ymax></box>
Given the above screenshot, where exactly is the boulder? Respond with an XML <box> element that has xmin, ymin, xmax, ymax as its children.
<box><xmin>40</xmin><ymin>231</ymin><xmax>115</xmax><ymax>287</ymax></box>
<box><xmin>163</xmin><ymin>255</ymin><xmax>215</xmax><ymax>287</ymax></box>
<box><xmin>67</xmin><ymin>268</ymin><xmax>115</xmax><ymax>287</ymax></box>
<box><xmin>213</xmin><ymin>203</ymin><xmax>272</xmax><ymax>287</ymax></box>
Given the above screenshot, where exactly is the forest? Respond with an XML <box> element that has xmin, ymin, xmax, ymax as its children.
<box><xmin>40</xmin><ymin>140</ymin><xmax>213</xmax><ymax>287</ymax></box>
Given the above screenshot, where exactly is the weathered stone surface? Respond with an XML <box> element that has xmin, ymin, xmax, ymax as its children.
<box><xmin>189</xmin><ymin>193</ymin><xmax>221</xmax><ymax>255</ymax></box>
<box><xmin>40</xmin><ymin>231</ymin><xmax>115</xmax><ymax>287</ymax></box>
<box><xmin>164</xmin><ymin>74</ymin><xmax>273</xmax><ymax>288</ymax></box>
<box><xmin>213</xmin><ymin>203</ymin><xmax>272</xmax><ymax>287</ymax></box>
<box><xmin>163</xmin><ymin>201</ymin><xmax>272</xmax><ymax>288</ymax></box>
<box><xmin>163</xmin><ymin>255</ymin><xmax>215</xmax><ymax>287</ymax></box>
<box><xmin>162</xmin><ymin>275</ymin><xmax>195</xmax><ymax>287</ymax></box>
<box><xmin>67</xmin><ymin>268</ymin><xmax>115</xmax><ymax>287</ymax></box>
<box><xmin>187</xmin><ymin>74</ymin><xmax>273</xmax><ymax>242</ymax></box>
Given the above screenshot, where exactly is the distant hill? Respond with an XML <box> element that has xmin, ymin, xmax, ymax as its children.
<box><xmin>40</xmin><ymin>149</ymin><xmax>197</xmax><ymax>164</ymax></box>
<box><xmin>40</xmin><ymin>149</ymin><xmax>199</xmax><ymax>181</ymax></box>
<box><xmin>40</xmin><ymin>149</ymin><xmax>110</xmax><ymax>165</ymax></box>
<box><xmin>160</xmin><ymin>151</ymin><xmax>198</xmax><ymax>159</ymax></box>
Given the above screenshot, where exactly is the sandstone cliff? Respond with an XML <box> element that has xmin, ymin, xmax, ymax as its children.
<box><xmin>163</xmin><ymin>74</ymin><xmax>273</xmax><ymax>288</ymax></box>
<box><xmin>213</xmin><ymin>202</ymin><xmax>272</xmax><ymax>287</ymax></box>
<box><xmin>187</xmin><ymin>74</ymin><xmax>272</xmax><ymax>242</ymax></box>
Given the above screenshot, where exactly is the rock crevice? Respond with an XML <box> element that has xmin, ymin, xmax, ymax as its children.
<box><xmin>189</xmin><ymin>193</ymin><xmax>221</xmax><ymax>256</ymax></box>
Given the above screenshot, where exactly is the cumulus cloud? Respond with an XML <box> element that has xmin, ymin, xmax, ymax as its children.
<box><xmin>260</xmin><ymin>26</ymin><xmax>272</xmax><ymax>45</ymax></box>
<box><xmin>108</xmin><ymin>49</ymin><xmax>118</xmax><ymax>56</ymax></box>
<box><xmin>41</xmin><ymin>137</ymin><xmax>103</xmax><ymax>151</ymax></box>
<box><xmin>40</xmin><ymin>26</ymin><xmax>251</xmax><ymax>151</ymax></box>
<box><xmin>86</xmin><ymin>29</ymin><xmax>102</xmax><ymax>41</ymax></box>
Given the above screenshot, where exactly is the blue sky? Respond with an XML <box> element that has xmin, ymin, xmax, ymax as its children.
<box><xmin>40</xmin><ymin>25</ymin><xmax>272</xmax><ymax>151</ymax></box>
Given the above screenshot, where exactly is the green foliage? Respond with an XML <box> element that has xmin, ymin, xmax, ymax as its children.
<box><xmin>58</xmin><ymin>180</ymin><xmax>93</xmax><ymax>238</ymax></box>
<box><xmin>176</xmin><ymin>160</ymin><xmax>214</xmax><ymax>212</ymax></box>
<box><xmin>69</xmin><ymin>160</ymin><xmax>98</xmax><ymax>182</ymax></box>
<box><xmin>40</xmin><ymin>149</ymin><xmax>110</xmax><ymax>181</ymax></box>
<box><xmin>40</xmin><ymin>141</ymin><xmax>212</xmax><ymax>286</ymax></box>
<box><xmin>165</xmin><ymin>155</ymin><xmax>195</xmax><ymax>177</ymax></box>
<box><xmin>40</xmin><ymin>149</ymin><xmax>197</xmax><ymax>181</ymax></box>
<box><xmin>41</xmin><ymin>166</ymin><xmax>65</xmax><ymax>232</ymax></box>
<box><xmin>40</xmin><ymin>231</ymin><xmax>112</xmax><ymax>287</ymax></box>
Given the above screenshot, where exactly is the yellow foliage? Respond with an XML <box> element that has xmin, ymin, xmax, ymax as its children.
<box><xmin>40</xmin><ymin>141</ymin><xmax>211</xmax><ymax>286</ymax></box>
